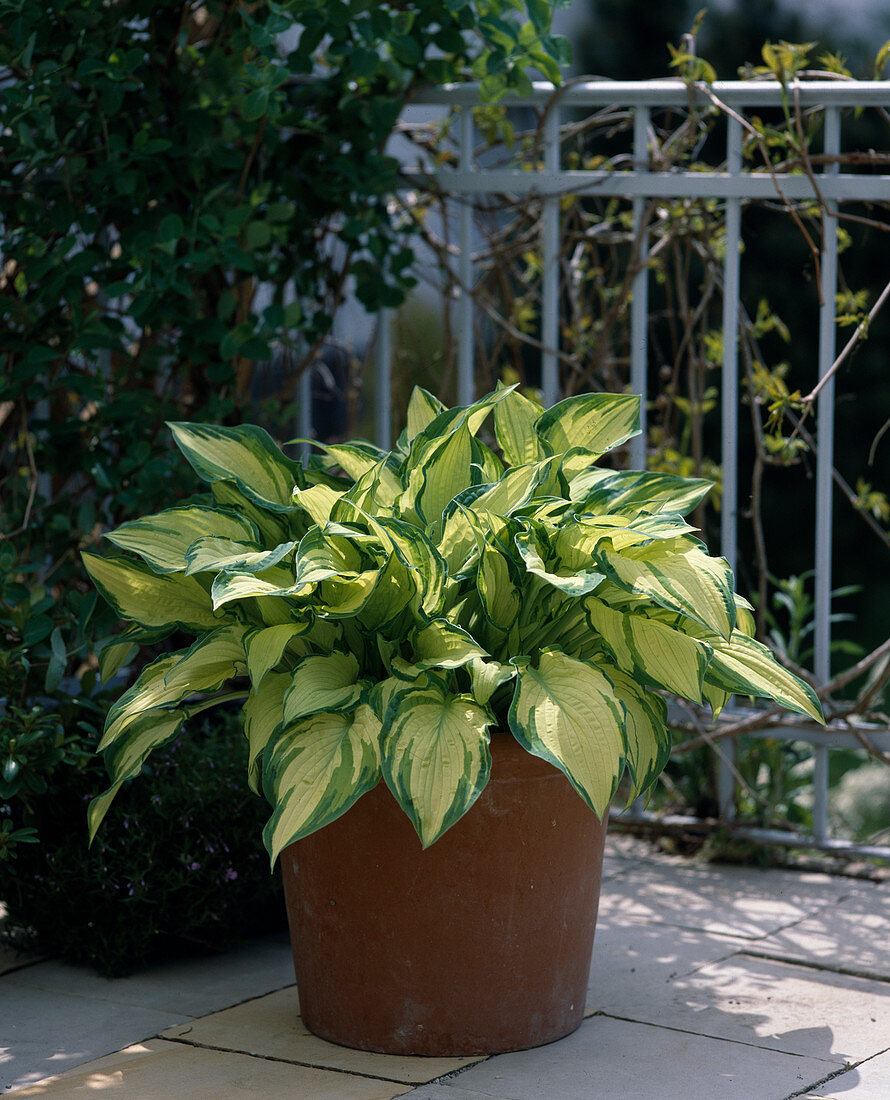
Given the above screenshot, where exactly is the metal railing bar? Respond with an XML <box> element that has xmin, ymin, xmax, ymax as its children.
<box><xmin>412</xmin><ymin>79</ymin><xmax>890</xmax><ymax>109</ymax></box>
<box><xmin>401</xmin><ymin>168</ymin><xmax>890</xmax><ymax>202</ymax></box>
<box><xmin>629</xmin><ymin>106</ymin><xmax>651</xmax><ymax>471</ymax></box>
<box><xmin>457</xmin><ymin>107</ymin><xmax>475</xmax><ymax>406</ymax></box>
<box><xmin>541</xmin><ymin>107</ymin><xmax>561</xmax><ymax>407</ymax></box>
<box><xmin>374</xmin><ymin>308</ymin><xmax>392</xmax><ymax>449</ymax></box>
<box><xmin>717</xmin><ymin>115</ymin><xmax>744</xmax><ymax>820</ymax></box>
<box><xmin>812</xmin><ymin>106</ymin><xmax>842</xmax><ymax>843</ymax></box>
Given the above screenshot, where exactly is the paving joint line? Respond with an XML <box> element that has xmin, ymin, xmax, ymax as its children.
<box><xmin>782</xmin><ymin>1042</ymin><xmax>890</xmax><ymax>1099</ymax></box>
<box><xmin>158</xmin><ymin>1032</ymin><xmax>482</xmax><ymax>1087</ymax></box>
<box><xmin>739</xmin><ymin>948</ymin><xmax>890</xmax><ymax>985</ymax></box>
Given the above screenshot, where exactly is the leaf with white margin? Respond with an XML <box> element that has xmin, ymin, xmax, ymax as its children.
<box><xmin>89</xmin><ymin>710</ymin><xmax>185</xmax><ymax>840</ymax></box>
<box><xmin>281</xmin><ymin>651</ymin><xmax>361</xmax><ymax>725</ymax></box>
<box><xmin>515</xmin><ymin>522</ymin><xmax>605</xmax><ymax>597</ymax></box>
<box><xmin>411</xmin><ymin>620</ymin><xmax>489</xmax><ymax>669</ymax></box>
<box><xmin>106</xmin><ymin>506</ymin><xmax>260</xmax><ymax>574</ymax></box>
<box><xmin>703</xmin><ymin>631</ymin><xmax>824</xmax><ymax>723</ymax></box>
<box><xmin>604</xmin><ymin>666</ymin><xmax>671</xmax><ymax>802</ymax></box>
<box><xmin>492</xmin><ymin>383</ymin><xmax>548</xmax><ymax>467</ymax></box>
<box><xmin>99</xmin><ymin>626</ymin><xmax>247</xmax><ymax>751</ymax></box>
<box><xmin>262</xmin><ymin>704</ymin><xmax>382</xmax><ymax>863</ymax></box>
<box><xmin>83</xmin><ymin>552</ymin><xmax>219</xmax><ymax>632</ymax></box>
<box><xmin>243</xmin><ymin>671</ymin><xmax>289</xmax><ymax>793</ymax></box>
<box><xmin>168</xmin><ymin>421</ymin><xmax>301</xmax><ymax>512</ymax></box>
<box><xmin>508</xmin><ymin>648</ymin><xmax>626</xmax><ymax>819</ymax></box>
<box><xmin>535</xmin><ymin>392</ymin><xmax>641</xmax><ymax>459</ymax></box>
<box><xmin>211</xmin><ymin>566</ymin><xmax>306</xmax><ymax>610</ymax></box>
<box><xmin>469</xmin><ymin>657</ymin><xmax>516</xmax><ymax>706</ymax></box>
<box><xmin>406</xmin><ymin>386</ymin><xmax>447</xmax><ymax>443</ymax></box>
<box><xmin>593</xmin><ymin>538</ymin><xmax>736</xmax><ymax>640</ymax></box>
<box><xmin>584</xmin><ymin>596</ymin><xmax>711</xmax><ymax>703</ymax></box>
<box><xmin>382</xmin><ymin>679</ymin><xmax>492</xmax><ymax>848</ymax></box>
<box><xmin>185</xmin><ymin>537</ymin><xmax>296</xmax><ymax>576</ymax></box>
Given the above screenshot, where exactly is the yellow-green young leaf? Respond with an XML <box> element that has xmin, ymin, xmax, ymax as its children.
<box><xmin>315</xmin><ymin>442</ymin><xmax>388</xmax><ymax>481</ymax></box>
<box><xmin>702</xmin><ymin>679</ymin><xmax>730</xmax><ymax>719</ymax></box>
<box><xmin>407</xmin><ymin>423</ymin><xmax>476</xmax><ymax>528</ymax></box>
<box><xmin>382</xmin><ymin>682</ymin><xmax>492</xmax><ymax>848</ymax></box>
<box><xmin>339</xmin><ymin>458</ymin><xmax>403</xmax><ymax>516</ymax></box>
<box><xmin>569</xmin><ymin>467</ymin><xmax>712</xmax><ymax>516</ymax></box>
<box><xmin>374</xmin><ymin>515</ymin><xmax>446</xmax><ymax>617</ymax></box>
<box><xmin>492</xmin><ymin>384</ymin><xmax>548</xmax><ymax>467</ymax></box>
<box><xmin>478</xmin><ymin>542</ymin><xmax>521</xmax><ymax>631</ymax></box>
<box><xmin>292</xmin><ymin>484</ymin><xmax>345</xmax><ymax>527</ymax></box>
<box><xmin>185</xmin><ymin>537</ymin><xmax>296</xmax><ymax>576</ymax></box>
<box><xmin>294</xmin><ymin>527</ymin><xmax>364</xmax><ymax>588</ymax></box>
<box><xmin>411</xmin><ymin>620</ymin><xmax>489</xmax><ymax>669</ymax></box>
<box><xmin>83</xmin><ymin>552</ymin><xmax>219</xmax><ymax>631</ymax></box>
<box><xmin>262</xmin><ymin>705</ymin><xmax>382</xmax><ymax>863</ymax></box>
<box><xmin>604</xmin><ymin>667</ymin><xmax>670</xmax><ymax>802</ymax></box>
<box><xmin>594</xmin><ymin>539</ymin><xmax>735</xmax><ymax>640</ymax></box>
<box><xmin>406</xmin><ymin>386</ymin><xmax>447</xmax><ymax>443</ymax></box>
<box><xmin>469</xmin><ymin>657</ymin><xmax>516</xmax><ymax>706</ymax></box>
<box><xmin>318</xmin><ymin>569</ymin><xmax>382</xmax><ymax>618</ymax></box>
<box><xmin>439</xmin><ymin>501</ymin><xmax>483</xmax><ymax>575</ymax></box>
<box><xmin>470</xmin><ymin>457</ymin><xmax>559</xmax><ymax>519</ymax></box>
<box><xmin>243</xmin><ymin>671</ymin><xmax>289</xmax><ymax>792</ymax></box>
<box><xmin>100</xmin><ymin>627</ymin><xmax>247</xmax><ymax>750</ymax></box>
<box><xmin>89</xmin><ymin>710</ymin><xmax>185</xmax><ymax>840</ymax></box>
<box><xmin>354</xmin><ymin>552</ymin><xmax>414</xmax><ymax>631</ymax></box>
<box><xmin>557</xmin><ymin>516</ymin><xmax>649</xmax><ymax>562</ymax></box>
<box><xmin>704</xmin><ymin>632</ymin><xmax>824</xmax><ymax>723</ymax></box>
<box><xmin>246</xmin><ymin>624</ymin><xmax>306</xmax><ymax>686</ymax></box>
<box><xmin>168</xmin><ymin>422</ymin><xmax>301</xmax><ymax>512</ymax></box>
<box><xmin>508</xmin><ymin>649</ymin><xmax>626</xmax><ymax>819</ymax></box>
<box><xmin>282</xmin><ymin>651</ymin><xmax>361</xmax><ymax>724</ymax></box>
<box><xmin>211</xmin><ymin>480</ymin><xmax>289</xmax><ymax>545</ymax></box>
<box><xmin>211</xmin><ymin>566</ymin><xmax>304</xmax><ymax>610</ymax></box>
<box><xmin>515</xmin><ymin>523</ymin><xmax>605</xmax><ymax>597</ymax></box>
<box><xmin>584</xmin><ymin>597</ymin><xmax>711</xmax><ymax>702</ymax></box>
<box><xmin>535</xmin><ymin>392</ymin><xmax>641</xmax><ymax>459</ymax></box>
<box><xmin>106</xmin><ymin>506</ymin><xmax>260</xmax><ymax>574</ymax></box>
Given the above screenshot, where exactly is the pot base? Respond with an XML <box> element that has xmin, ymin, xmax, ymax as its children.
<box><xmin>280</xmin><ymin>734</ymin><xmax>608</xmax><ymax>1056</ymax></box>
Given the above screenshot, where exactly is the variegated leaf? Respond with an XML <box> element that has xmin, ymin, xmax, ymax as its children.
<box><xmin>515</xmin><ymin>522</ymin><xmax>605</xmax><ymax>597</ymax></box>
<box><xmin>89</xmin><ymin>710</ymin><xmax>186</xmax><ymax>840</ymax></box>
<box><xmin>243</xmin><ymin>671</ymin><xmax>289</xmax><ymax>792</ymax></box>
<box><xmin>469</xmin><ymin>657</ymin><xmax>516</xmax><ymax>706</ymax></box>
<box><xmin>246</xmin><ymin>624</ymin><xmax>306</xmax><ymax>687</ymax></box>
<box><xmin>292</xmin><ymin>484</ymin><xmax>345</xmax><ymax>527</ymax></box>
<box><xmin>382</xmin><ymin>680</ymin><xmax>492</xmax><ymax>848</ymax></box>
<box><xmin>478</xmin><ymin>541</ymin><xmax>521</xmax><ymax>631</ymax></box>
<box><xmin>584</xmin><ymin>596</ymin><xmax>711</xmax><ymax>702</ymax></box>
<box><xmin>106</xmin><ymin>506</ymin><xmax>260</xmax><ymax>574</ymax></box>
<box><xmin>262</xmin><ymin>704</ymin><xmax>382</xmax><ymax>863</ymax></box>
<box><xmin>405</xmin><ymin>422</ymin><xmax>476</xmax><ymax>528</ymax></box>
<box><xmin>210</xmin><ymin>480</ymin><xmax>289</xmax><ymax>545</ymax></box>
<box><xmin>535</xmin><ymin>392</ymin><xmax>641</xmax><ymax>459</ymax></box>
<box><xmin>569</xmin><ymin>467</ymin><xmax>713</xmax><ymax>516</ymax></box>
<box><xmin>168</xmin><ymin>422</ymin><xmax>301</xmax><ymax>512</ymax></box>
<box><xmin>492</xmin><ymin>384</ymin><xmax>548</xmax><ymax>467</ymax></box>
<box><xmin>100</xmin><ymin>626</ymin><xmax>247</xmax><ymax>750</ymax></box>
<box><xmin>605</xmin><ymin>666</ymin><xmax>671</xmax><ymax>802</ymax></box>
<box><xmin>411</xmin><ymin>619</ymin><xmax>489</xmax><ymax>669</ymax></box>
<box><xmin>82</xmin><ymin>552</ymin><xmax>219</xmax><ymax>631</ymax></box>
<box><xmin>185</xmin><ymin>537</ymin><xmax>296</xmax><ymax>576</ymax></box>
<box><xmin>704</xmin><ymin>631</ymin><xmax>824</xmax><ymax>723</ymax></box>
<box><xmin>211</xmin><ymin>566</ymin><xmax>305</xmax><ymax>610</ymax></box>
<box><xmin>508</xmin><ymin>648</ymin><xmax>626</xmax><ymax>818</ymax></box>
<box><xmin>406</xmin><ymin>386</ymin><xmax>447</xmax><ymax>443</ymax></box>
<box><xmin>281</xmin><ymin>651</ymin><xmax>361</xmax><ymax>724</ymax></box>
<box><xmin>594</xmin><ymin>538</ymin><xmax>736</xmax><ymax>640</ymax></box>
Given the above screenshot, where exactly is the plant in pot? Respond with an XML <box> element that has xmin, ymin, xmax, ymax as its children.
<box><xmin>83</xmin><ymin>384</ymin><xmax>823</xmax><ymax>1056</ymax></box>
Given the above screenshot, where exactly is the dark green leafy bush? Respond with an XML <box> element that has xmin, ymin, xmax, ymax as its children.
<box><xmin>1</xmin><ymin>712</ymin><xmax>285</xmax><ymax>977</ymax></box>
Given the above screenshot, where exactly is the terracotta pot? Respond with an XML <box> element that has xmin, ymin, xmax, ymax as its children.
<box><xmin>280</xmin><ymin>732</ymin><xmax>608</xmax><ymax>1056</ymax></box>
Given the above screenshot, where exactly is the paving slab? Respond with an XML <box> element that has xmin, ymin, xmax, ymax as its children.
<box><xmin>160</xmin><ymin>985</ymin><xmax>484</xmax><ymax>1085</ymax></box>
<box><xmin>3</xmin><ymin>931</ymin><xmax>295</xmax><ymax>1017</ymax></box>
<box><xmin>599</xmin><ymin>951</ymin><xmax>886</xmax><ymax>1063</ymax></box>
<box><xmin>407</xmin><ymin>1015</ymin><xmax>841</xmax><ymax>1100</ymax></box>
<box><xmin>750</xmin><ymin>882</ymin><xmax>890</xmax><ymax>980</ymax></box>
<box><xmin>597</xmin><ymin>860</ymin><xmax>864</xmax><ymax>939</ymax></box>
<box><xmin>799</xmin><ymin>1046</ymin><xmax>890</xmax><ymax>1097</ymax></box>
<box><xmin>0</xmin><ymin>982</ymin><xmax>192</xmax><ymax>1094</ymax></box>
<box><xmin>585</xmin><ymin>916</ymin><xmax>742</xmax><ymax>1015</ymax></box>
<box><xmin>8</xmin><ymin>1039</ymin><xmax>413</xmax><ymax>1098</ymax></box>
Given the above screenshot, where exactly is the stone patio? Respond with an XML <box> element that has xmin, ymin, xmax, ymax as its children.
<box><xmin>2</xmin><ymin>835</ymin><xmax>888</xmax><ymax>1098</ymax></box>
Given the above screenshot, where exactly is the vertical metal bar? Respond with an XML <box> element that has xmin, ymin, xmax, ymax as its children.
<box><xmin>457</xmin><ymin>107</ymin><xmax>475</xmax><ymax>406</ymax></box>
<box><xmin>541</xmin><ymin>107</ymin><xmax>561</xmax><ymax>408</ymax></box>
<box><xmin>813</xmin><ymin>105</ymin><xmax>841</xmax><ymax>842</ymax></box>
<box><xmin>717</xmin><ymin>116</ymin><xmax>744</xmax><ymax>820</ymax></box>
<box><xmin>375</xmin><ymin>308</ymin><xmax>392</xmax><ymax>449</ymax></box>
<box><xmin>629</xmin><ymin>106</ymin><xmax>651</xmax><ymax>470</ymax></box>
<box><xmin>298</xmin><ymin>363</ymin><xmax>313</xmax><ymax>465</ymax></box>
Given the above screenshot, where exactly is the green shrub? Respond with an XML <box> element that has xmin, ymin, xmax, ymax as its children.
<box><xmin>1</xmin><ymin>711</ymin><xmax>285</xmax><ymax>977</ymax></box>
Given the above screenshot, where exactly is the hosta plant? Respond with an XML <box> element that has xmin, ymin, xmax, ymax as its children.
<box><xmin>83</xmin><ymin>386</ymin><xmax>823</xmax><ymax>862</ymax></box>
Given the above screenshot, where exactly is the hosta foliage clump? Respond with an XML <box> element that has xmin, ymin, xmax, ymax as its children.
<box><xmin>84</xmin><ymin>387</ymin><xmax>822</xmax><ymax>861</ymax></box>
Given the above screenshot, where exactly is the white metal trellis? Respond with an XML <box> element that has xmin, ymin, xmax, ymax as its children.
<box><xmin>375</xmin><ymin>79</ymin><xmax>890</xmax><ymax>859</ymax></box>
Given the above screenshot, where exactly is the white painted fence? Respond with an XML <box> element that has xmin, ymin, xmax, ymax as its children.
<box><xmin>372</xmin><ymin>79</ymin><xmax>890</xmax><ymax>858</ymax></box>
